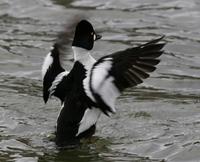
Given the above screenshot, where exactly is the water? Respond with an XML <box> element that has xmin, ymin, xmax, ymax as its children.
<box><xmin>0</xmin><ymin>0</ymin><xmax>200</xmax><ymax>161</ymax></box>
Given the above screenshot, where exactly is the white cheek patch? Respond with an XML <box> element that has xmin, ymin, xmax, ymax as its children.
<box><xmin>93</xmin><ymin>34</ymin><xmax>96</xmax><ymax>41</ymax></box>
<box><xmin>42</xmin><ymin>52</ymin><xmax>53</xmax><ymax>79</ymax></box>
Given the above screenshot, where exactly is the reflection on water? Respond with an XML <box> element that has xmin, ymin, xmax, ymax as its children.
<box><xmin>0</xmin><ymin>0</ymin><xmax>200</xmax><ymax>161</ymax></box>
<box><xmin>52</xmin><ymin>0</ymin><xmax>73</xmax><ymax>7</ymax></box>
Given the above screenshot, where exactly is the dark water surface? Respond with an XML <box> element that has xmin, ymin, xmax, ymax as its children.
<box><xmin>0</xmin><ymin>0</ymin><xmax>200</xmax><ymax>161</ymax></box>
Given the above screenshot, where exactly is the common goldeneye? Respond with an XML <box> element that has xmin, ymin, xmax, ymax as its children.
<box><xmin>42</xmin><ymin>20</ymin><xmax>165</xmax><ymax>147</ymax></box>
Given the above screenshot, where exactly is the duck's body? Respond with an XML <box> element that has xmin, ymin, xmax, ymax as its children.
<box><xmin>42</xmin><ymin>20</ymin><xmax>165</xmax><ymax>147</ymax></box>
<box><xmin>55</xmin><ymin>47</ymin><xmax>101</xmax><ymax>146</ymax></box>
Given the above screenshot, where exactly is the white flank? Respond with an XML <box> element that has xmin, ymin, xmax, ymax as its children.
<box><xmin>49</xmin><ymin>71</ymin><xmax>69</xmax><ymax>96</ymax></box>
<box><xmin>41</xmin><ymin>52</ymin><xmax>53</xmax><ymax>79</ymax></box>
<box><xmin>91</xmin><ymin>58</ymin><xmax>120</xmax><ymax>112</ymax></box>
<box><xmin>76</xmin><ymin>108</ymin><xmax>101</xmax><ymax>136</ymax></box>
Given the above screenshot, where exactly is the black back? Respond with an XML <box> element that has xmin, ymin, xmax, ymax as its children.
<box><xmin>55</xmin><ymin>61</ymin><xmax>95</xmax><ymax>147</ymax></box>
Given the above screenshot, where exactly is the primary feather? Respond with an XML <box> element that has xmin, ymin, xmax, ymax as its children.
<box><xmin>85</xmin><ymin>36</ymin><xmax>165</xmax><ymax>115</ymax></box>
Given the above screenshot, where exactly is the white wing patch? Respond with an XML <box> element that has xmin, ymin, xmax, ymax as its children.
<box><xmin>91</xmin><ymin>59</ymin><xmax>120</xmax><ymax>113</ymax></box>
<box><xmin>98</xmin><ymin>76</ymin><xmax>120</xmax><ymax>112</ymax></box>
<box><xmin>41</xmin><ymin>52</ymin><xmax>53</xmax><ymax>79</ymax></box>
<box><xmin>49</xmin><ymin>71</ymin><xmax>69</xmax><ymax>96</ymax></box>
<box><xmin>91</xmin><ymin>59</ymin><xmax>113</xmax><ymax>91</ymax></box>
<box><xmin>83</xmin><ymin>67</ymin><xmax>96</xmax><ymax>102</ymax></box>
<box><xmin>76</xmin><ymin>108</ymin><xmax>101</xmax><ymax>136</ymax></box>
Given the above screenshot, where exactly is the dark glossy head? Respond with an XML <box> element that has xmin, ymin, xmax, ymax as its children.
<box><xmin>72</xmin><ymin>20</ymin><xmax>102</xmax><ymax>50</ymax></box>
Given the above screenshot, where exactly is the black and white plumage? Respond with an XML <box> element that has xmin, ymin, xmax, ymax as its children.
<box><xmin>42</xmin><ymin>20</ymin><xmax>165</xmax><ymax>147</ymax></box>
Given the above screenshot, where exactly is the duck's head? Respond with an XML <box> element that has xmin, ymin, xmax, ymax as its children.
<box><xmin>72</xmin><ymin>20</ymin><xmax>102</xmax><ymax>50</ymax></box>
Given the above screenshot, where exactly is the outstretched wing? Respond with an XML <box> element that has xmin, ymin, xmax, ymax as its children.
<box><xmin>42</xmin><ymin>17</ymin><xmax>85</xmax><ymax>103</ymax></box>
<box><xmin>86</xmin><ymin>36</ymin><xmax>166</xmax><ymax>115</ymax></box>
<box><xmin>42</xmin><ymin>44</ymin><xmax>66</xmax><ymax>103</ymax></box>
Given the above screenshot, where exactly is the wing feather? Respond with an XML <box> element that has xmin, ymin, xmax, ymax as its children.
<box><xmin>85</xmin><ymin>37</ymin><xmax>166</xmax><ymax>115</ymax></box>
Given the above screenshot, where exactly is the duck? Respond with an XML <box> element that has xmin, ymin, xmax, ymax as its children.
<box><xmin>41</xmin><ymin>20</ymin><xmax>165</xmax><ymax>148</ymax></box>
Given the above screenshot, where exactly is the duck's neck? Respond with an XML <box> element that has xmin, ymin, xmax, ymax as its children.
<box><xmin>72</xmin><ymin>46</ymin><xmax>91</xmax><ymax>61</ymax></box>
<box><xmin>72</xmin><ymin>46</ymin><xmax>96</xmax><ymax>69</ymax></box>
